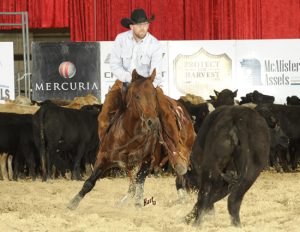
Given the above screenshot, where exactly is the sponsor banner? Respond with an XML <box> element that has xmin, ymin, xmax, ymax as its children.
<box><xmin>160</xmin><ymin>41</ymin><xmax>169</xmax><ymax>95</ymax></box>
<box><xmin>100</xmin><ymin>41</ymin><xmax>115</xmax><ymax>102</ymax></box>
<box><xmin>0</xmin><ymin>42</ymin><xmax>14</xmax><ymax>102</ymax></box>
<box><xmin>31</xmin><ymin>39</ymin><xmax>300</xmax><ymax>104</ymax></box>
<box><xmin>100</xmin><ymin>41</ymin><xmax>169</xmax><ymax>102</ymax></box>
<box><xmin>168</xmin><ymin>40</ymin><xmax>236</xmax><ymax>100</ymax></box>
<box><xmin>236</xmin><ymin>39</ymin><xmax>300</xmax><ymax>104</ymax></box>
<box><xmin>32</xmin><ymin>42</ymin><xmax>101</xmax><ymax>101</ymax></box>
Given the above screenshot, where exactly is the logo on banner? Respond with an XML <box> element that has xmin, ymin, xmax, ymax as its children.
<box><xmin>59</xmin><ymin>61</ymin><xmax>76</xmax><ymax>79</ymax></box>
<box><xmin>0</xmin><ymin>60</ymin><xmax>11</xmax><ymax>100</ymax></box>
<box><xmin>240</xmin><ymin>59</ymin><xmax>262</xmax><ymax>85</ymax></box>
<box><xmin>173</xmin><ymin>48</ymin><xmax>232</xmax><ymax>95</ymax></box>
<box><xmin>104</xmin><ymin>54</ymin><xmax>111</xmax><ymax>64</ymax></box>
<box><xmin>32</xmin><ymin>42</ymin><xmax>101</xmax><ymax>101</ymax></box>
<box><xmin>103</xmin><ymin>53</ymin><xmax>114</xmax><ymax>79</ymax></box>
<box><xmin>35</xmin><ymin>59</ymin><xmax>99</xmax><ymax>92</ymax></box>
<box><xmin>264</xmin><ymin>60</ymin><xmax>300</xmax><ymax>85</ymax></box>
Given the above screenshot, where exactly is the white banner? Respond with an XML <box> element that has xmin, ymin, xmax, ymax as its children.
<box><xmin>100</xmin><ymin>41</ymin><xmax>169</xmax><ymax>102</ymax></box>
<box><xmin>99</xmin><ymin>39</ymin><xmax>300</xmax><ymax>104</ymax></box>
<box><xmin>168</xmin><ymin>40</ymin><xmax>236</xmax><ymax>100</ymax></box>
<box><xmin>236</xmin><ymin>39</ymin><xmax>300</xmax><ymax>104</ymax></box>
<box><xmin>0</xmin><ymin>42</ymin><xmax>15</xmax><ymax>102</ymax></box>
<box><xmin>27</xmin><ymin>39</ymin><xmax>300</xmax><ymax>104</ymax></box>
<box><xmin>100</xmin><ymin>41</ymin><xmax>115</xmax><ymax>102</ymax></box>
<box><xmin>167</xmin><ymin>39</ymin><xmax>300</xmax><ymax>103</ymax></box>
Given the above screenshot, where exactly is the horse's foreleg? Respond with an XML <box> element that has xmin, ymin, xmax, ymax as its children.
<box><xmin>116</xmin><ymin>160</ymin><xmax>151</xmax><ymax>208</ymax></box>
<box><xmin>174</xmin><ymin>174</ymin><xmax>189</xmax><ymax>204</ymax></box>
<box><xmin>67</xmin><ymin>158</ymin><xmax>107</xmax><ymax>210</ymax></box>
<box><xmin>115</xmin><ymin>165</ymin><xmax>140</xmax><ymax>207</ymax></box>
<box><xmin>134</xmin><ymin>160</ymin><xmax>152</xmax><ymax>207</ymax></box>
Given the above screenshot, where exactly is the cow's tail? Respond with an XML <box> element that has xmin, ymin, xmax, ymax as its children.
<box><xmin>37</xmin><ymin>105</ymin><xmax>48</xmax><ymax>181</ymax></box>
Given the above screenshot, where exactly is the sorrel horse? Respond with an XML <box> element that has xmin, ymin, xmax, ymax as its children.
<box><xmin>68</xmin><ymin>69</ymin><xmax>196</xmax><ymax>210</ymax></box>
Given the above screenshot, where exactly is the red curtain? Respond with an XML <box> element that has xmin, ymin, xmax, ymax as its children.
<box><xmin>234</xmin><ymin>0</ymin><xmax>262</xmax><ymax>39</ymax></box>
<box><xmin>0</xmin><ymin>0</ymin><xmax>27</xmax><ymax>30</ymax></box>
<box><xmin>94</xmin><ymin>0</ymin><xmax>300</xmax><ymax>41</ymax></box>
<box><xmin>95</xmin><ymin>0</ymin><xmax>130</xmax><ymax>41</ymax></box>
<box><xmin>28</xmin><ymin>0</ymin><xmax>69</xmax><ymax>28</ymax></box>
<box><xmin>0</xmin><ymin>0</ymin><xmax>69</xmax><ymax>30</ymax></box>
<box><xmin>1</xmin><ymin>0</ymin><xmax>299</xmax><ymax>40</ymax></box>
<box><xmin>70</xmin><ymin>0</ymin><xmax>96</xmax><ymax>41</ymax></box>
<box><xmin>150</xmin><ymin>0</ymin><xmax>185</xmax><ymax>40</ymax></box>
<box><xmin>261</xmin><ymin>0</ymin><xmax>300</xmax><ymax>38</ymax></box>
<box><xmin>95</xmin><ymin>0</ymin><xmax>185</xmax><ymax>41</ymax></box>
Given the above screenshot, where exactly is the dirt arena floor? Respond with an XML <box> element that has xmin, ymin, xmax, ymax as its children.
<box><xmin>0</xmin><ymin>171</ymin><xmax>300</xmax><ymax>232</ymax></box>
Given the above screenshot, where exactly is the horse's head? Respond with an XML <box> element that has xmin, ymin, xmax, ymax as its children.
<box><xmin>125</xmin><ymin>69</ymin><xmax>159</xmax><ymax>131</ymax></box>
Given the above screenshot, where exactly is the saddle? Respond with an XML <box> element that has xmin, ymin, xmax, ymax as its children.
<box><xmin>168</xmin><ymin>98</ymin><xmax>187</xmax><ymax>131</ymax></box>
<box><xmin>103</xmin><ymin>84</ymin><xmax>129</xmax><ymax>138</ymax></box>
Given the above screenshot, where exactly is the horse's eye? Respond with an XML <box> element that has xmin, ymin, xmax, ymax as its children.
<box><xmin>135</xmin><ymin>94</ymin><xmax>140</xmax><ymax>100</ymax></box>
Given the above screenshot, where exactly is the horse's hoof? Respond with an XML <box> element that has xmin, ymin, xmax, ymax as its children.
<box><xmin>115</xmin><ymin>195</ymin><xmax>129</xmax><ymax>208</ymax></box>
<box><xmin>67</xmin><ymin>195</ymin><xmax>82</xmax><ymax>210</ymax></box>
<box><xmin>167</xmin><ymin>197</ymin><xmax>186</xmax><ymax>207</ymax></box>
<box><xmin>135</xmin><ymin>202</ymin><xmax>143</xmax><ymax>209</ymax></box>
<box><xmin>174</xmin><ymin>163</ymin><xmax>187</xmax><ymax>176</ymax></box>
<box><xmin>184</xmin><ymin>215</ymin><xmax>194</xmax><ymax>225</ymax></box>
<box><xmin>231</xmin><ymin>217</ymin><xmax>241</xmax><ymax>227</ymax></box>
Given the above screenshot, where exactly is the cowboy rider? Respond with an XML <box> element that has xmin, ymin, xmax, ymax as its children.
<box><xmin>98</xmin><ymin>8</ymin><xmax>188</xmax><ymax>175</ymax></box>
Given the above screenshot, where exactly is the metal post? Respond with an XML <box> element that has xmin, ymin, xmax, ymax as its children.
<box><xmin>21</xmin><ymin>12</ymin><xmax>28</xmax><ymax>98</ymax></box>
<box><xmin>17</xmin><ymin>73</ymin><xmax>20</xmax><ymax>96</ymax></box>
<box><xmin>25</xmin><ymin>12</ymin><xmax>31</xmax><ymax>98</ymax></box>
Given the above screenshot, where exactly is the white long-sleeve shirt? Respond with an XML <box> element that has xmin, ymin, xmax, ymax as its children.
<box><xmin>110</xmin><ymin>30</ymin><xmax>163</xmax><ymax>87</ymax></box>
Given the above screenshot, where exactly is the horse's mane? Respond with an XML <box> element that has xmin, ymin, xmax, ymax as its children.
<box><xmin>101</xmin><ymin>72</ymin><xmax>160</xmax><ymax>167</ymax></box>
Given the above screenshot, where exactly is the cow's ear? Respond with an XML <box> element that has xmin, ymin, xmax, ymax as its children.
<box><xmin>210</xmin><ymin>95</ymin><xmax>216</xmax><ymax>100</ymax></box>
<box><xmin>233</xmin><ymin>89</ymin><xmax>238</xmax><ymax>97</ymax></box>
<box><xmin>149</xmin><ymin>68</ymin><xmax>156</xmax><ymax>83</ymax></box>
<box><xmin>214</xmin><ymin>90</ymin><xmax>219</xmax><ymax>97</ymax></box>
<box><xmin>132</xmin><ymin>69</ymin><xmax>139</xmax><ymax>82</ymax></box>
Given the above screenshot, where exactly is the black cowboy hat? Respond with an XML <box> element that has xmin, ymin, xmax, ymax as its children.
<box><xmin>121</xmin><ymin>8</ymin><xmax>155</xmax><ymax>29</ymax></box>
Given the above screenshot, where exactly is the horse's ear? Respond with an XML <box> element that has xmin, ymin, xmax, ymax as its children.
<box><xmin>149</xmin><ymin>68</ymin><xmax>156</xmax><ymax>83</ymax></box>
<box><xmin>132</xmin><ymin>69</ymin><xmax>139</xmax><ymax>82</ymax></box>
<box><xmin>214</xmin><ymin>90</ymin><xmax>219</xmax><ymax>97</ymax></box>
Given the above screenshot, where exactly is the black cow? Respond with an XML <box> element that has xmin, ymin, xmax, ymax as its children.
<box><xmin>240</xmin><ymin>90</ymin><xmax>275</xmax><ymax>105</ymax></box>
<box><xmin>184</xmin><ymin>105</ymin><xmax>270</xmax><ymax>227</ymax></box>
<box><xmin>209</xmin><ymin>89</ymin><xmax>237</xmax><ymax>108</ymax></box>
<box><xmin>33</xmin><ymin>102</ymin><xmax>100</xmax><ymax>181</ymax></box>
<box><xmin>255</xmin><ymin>104</ymin><xmax>300</xmax><ymax>170</ymax></box>
<box><xmin>177</xmin><ymin>99</ymin><xmax>213</xmax><ymax>133</ymax></box>
<box><xmin>268</xmin><ymin>125</ymin><xmax>289</xmax><ymax>172</ymax></box>
<box><xmin>0</xmin><ymin>113</ymin><xmax>38</xmax><ymax>180</ymax></box>
<box><xmin>286</xmin><ymin>96</ymin><xmax>300</xmax><ymax>106</ymax></box>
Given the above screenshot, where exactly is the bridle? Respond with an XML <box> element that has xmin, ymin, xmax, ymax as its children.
<box><xmin>104</xmin><ymin>81</ymin><xmax>160</xmax><ymax>153</ymax></box>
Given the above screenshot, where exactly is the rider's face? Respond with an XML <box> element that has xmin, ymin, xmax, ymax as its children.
<box><xmin>130</xmin><ymin>22</ymin><xmax>149</xmax><ymax>40</ymax></box>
